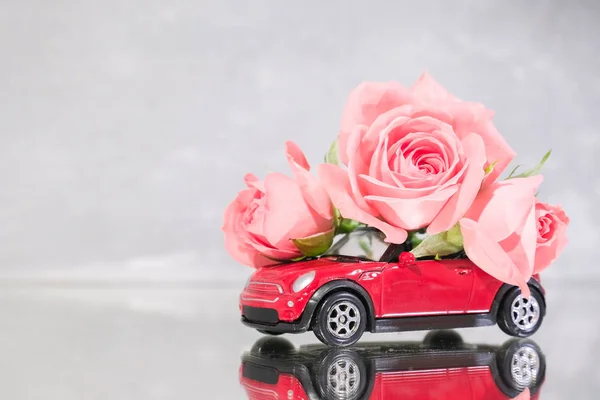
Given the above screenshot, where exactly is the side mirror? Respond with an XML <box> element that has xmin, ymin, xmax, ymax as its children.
<box><xmin>398</xmin><ymin>252</ymin><xmax>416</xmax><ymax>266</ymax></box>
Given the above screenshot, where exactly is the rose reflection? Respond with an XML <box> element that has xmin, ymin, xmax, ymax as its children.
<box><xmin>239</xmin><ymin>330</ymin><xmax>544</xmax><ymax>399</ymax></box>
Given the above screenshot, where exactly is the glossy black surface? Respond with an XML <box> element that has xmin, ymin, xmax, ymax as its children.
<box><xmin>240</xmin><ymin>331</ymin><xmax>545</xmax><ymax>399</ymax></box>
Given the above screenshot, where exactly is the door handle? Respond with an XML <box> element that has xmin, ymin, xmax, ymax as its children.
<box><xmin>455</xmin><ymin>267</ymin><xmax>471</xmax><ymax>276</ymax></box>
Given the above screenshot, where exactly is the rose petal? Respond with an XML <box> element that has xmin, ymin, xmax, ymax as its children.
<box><xmin>460</xmin><ymin>218</ymin><xmax>530</xmax><ymax>298</ymax></box>
<box><xmin>263</xmin><ymin>173</ymin><xmax>327</xmax><ymax>248</ymax></box>
<box><xmin>247</xmin><ymin>236</ymin><xmax>302</xmax><ymax>260</ymax></box>
<box><xmin>346</xmin><ymin>125</ymin><xmax>378</xmax><ymax>214</ymax></box>
<box><xmin>500</xmin><ymin>200</ymin><xmax>537</xmax><ymax>283</ymax></box>
<box><xmin>427</xmin><ymin>133</ymin><xmax>486</xmax><ymax>234</ymax></box>
<box><xmin>244</xmin><ymin>173</ymin><xmax>264</xmax><ymax>192</ymax></box>
<box><xmin>533</xmin><ymin>202</ymin><xmax>570</xmax><ymax>274</ymax></box>
<box><xmin>222</xmin><ymin>194</ymin><xmax>272</xmax><ymax>268</ymax></box>
<box><xmin>466</xmin><ymin>176</ymin><xmax>544</xmax><ymax>242</ymax></box>
<box><xmin>339</xmin><ymin>82</ymin><xmax>410</xmax><ymax>165</ymax></box>
<box><xmin>359</xmin><ymin>173</ymin><xmax>437</xmax><ymax>199</ymax></box>
<box><xmin>364</xmin><ymin>185</ymin><xmax>458</xmax><ymax>230</ymax></box>
<box><xmin>285</xmin><ymin>141</ymin><xmax>333</xmax><ymax>220</ymax></box>
<box><xmin>319</xmin><ymin>164</ymin><xmax>408</xmax><ymax>244</ymax></box>
<box><xmin>454</xmin><ymin>115</ymin><xmax>516</xmax><ymax>183</ymax></box>
<box><xmin>410</xmin><ymin>71</ymin><xmax>459</xmax><ymax>103</ymax></box>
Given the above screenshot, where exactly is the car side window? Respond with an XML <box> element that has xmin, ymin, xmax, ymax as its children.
<box><xmin>380</xmin><ymin>243</ymin><xmax>410</xmax><ymax>263</ymax></box>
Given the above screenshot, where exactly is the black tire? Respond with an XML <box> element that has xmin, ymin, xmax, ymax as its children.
<box><xmin>313</xmin><ymin>292</ymin><xmax>367</xmax><ymax>347</ymax></box>
<box><xmin>497</xmin><ymin>287</ymin><xmax>545</xmax><ymax>337</ymax></box>
<box><xmin>423</xmin><ymin>329</ymin><xmax>464</xmax><ymax>348</ymax></box>
<box><xmin>250</xmin><ymin>337</ymin><xmax>295</xmax><ymax>355</ymax></box>
<box><xmin>256</xmin><ymin>329</ymin><xmax>283</xmax><ymax>336</ymax></box>
<box><xmin>496</xmin><ymin>339</ymin><xmax>546</xmax><ymax>395</ymax></box>
<box><xmin>314</xmin><ymin>349</ymin><xmax>369</xmax><ymax>400</ymax></box>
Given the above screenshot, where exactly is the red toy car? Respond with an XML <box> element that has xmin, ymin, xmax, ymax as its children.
<box><xmin>240</xmin><ymin>244</ymin><xmax>546</xmax><ymax>347</ymax></box>
<box><xmin>240</xmin><ymin>332</ymin><xmax>545</xmax><ymax>400</ymax></box>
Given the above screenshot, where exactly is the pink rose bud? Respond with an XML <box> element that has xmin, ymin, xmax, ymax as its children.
<box><xmin>222</xmin><ymin>142</ymin><xmax>334</xmax><ymax>268</ymax></box>
<box><xmin>533</xmin><ymin>200</ymin><xmax>569</xmax><ymax>274</ymax></box>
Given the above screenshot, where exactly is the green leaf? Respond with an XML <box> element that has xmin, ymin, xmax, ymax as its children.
<box><xmin>507</xmin><ymin>150</ymin><xmax>552</xmax><ymax>179</ymax></box>
<box><xmin>410</xmin><ymin>224</ymin><xmax>464</xmax><ymax>259</ymax></box>
<box><xmin>324</xmin><ymin>139</ymin><xmax>340</xmax><ymax>166</ymax></box>
<box><xmin>292</xmin><ymin>228</ymin><xmax>335</xmax><ymax>257</ymax></box>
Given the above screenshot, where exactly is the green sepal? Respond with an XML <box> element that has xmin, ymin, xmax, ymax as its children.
<box><xmin>324</xmin><ymin>139</ymin><xmax>340</xmax><ymax>166</ymax></box>
<box><xmin>292</xmin><ymin>228</ymin><xmax>336</xmax><ymax>257</ymax></box>
<box><xmin>484</xmin><ymin>160</ymin><xmax>498</xmax><ymax>176</ymax></box>
<box><xmin>506</xmin><ymin>150</ymin><xmax>551</xmax><ymax>179</ymax></box>
<box><xmin>410</xmin><ymin>224</ymin><xmax>464</xmax><ymax>259</ymax></box>
<box><xmin>337</xmin><ymin>218</ymin><xmax>364</xmax><ymax>234</ymax></box>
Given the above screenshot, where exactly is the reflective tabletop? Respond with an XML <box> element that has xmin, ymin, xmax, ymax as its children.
<box><xmin>0</xmin><ymin>278</ymin><xmax>597</xmax><ymax>399</ymax></box>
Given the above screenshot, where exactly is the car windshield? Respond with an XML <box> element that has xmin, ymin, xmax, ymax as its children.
<box><xmin>319</xmin><ymin>254</ymin><xmax>374</xmax><ymax>262</ymax></box>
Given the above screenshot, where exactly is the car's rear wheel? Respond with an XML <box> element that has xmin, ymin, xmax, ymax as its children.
<box><xmin>313</xmin><ymin>292</ymin><xmax>367</xmax><ymax>347</ymax></box>
<box><xmin>498</xmin><ymin>287</ymin><xmax>545</xmax><ymax>337</ymax></box>
<box><xmin>496</xmin><ymin>339</ymin><xmax>546</xmax><ymax>395</ymax></box>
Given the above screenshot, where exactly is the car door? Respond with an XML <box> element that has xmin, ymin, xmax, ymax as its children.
<box><xmin>381</xmin><ymin>258</ymin><xmax>474</xmax><ymax>317</ymax></box>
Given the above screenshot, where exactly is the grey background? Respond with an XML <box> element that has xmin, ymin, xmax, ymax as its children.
<box><xmin>0</xmin><ymin>0</ymin><xmax>599</xmax><ymax>398</ymax></box>
<box><xmin>1</xmin><ymin>0</ymin><xmax>598</xmax><ymax>282</ymax></box>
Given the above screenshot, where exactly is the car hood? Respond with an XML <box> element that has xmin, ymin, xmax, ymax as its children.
<box><xmin>253</xmin><ymin>259</ymin><xmax>333</xmax><ymax>281</ymax></box>
<box><xmin>251</xmin><ymin>258</ymin><xmax>380</xmax><ymax>282</ymax></box>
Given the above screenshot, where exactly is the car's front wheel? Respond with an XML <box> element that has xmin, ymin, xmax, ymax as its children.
<box><xmin>313</xmin><ymin>292</ymin><xmax>367</xmax><ymax>347</ymax></box>
<box><xmin>497</xmin><ymin>287</ymin><xmax>545</xmax><ymax>337</ymax></box>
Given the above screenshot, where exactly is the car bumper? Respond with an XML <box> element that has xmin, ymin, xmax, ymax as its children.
<box><xmin>241</xmin><ymin>315</ymin><xmax>309</xmax><ymax>333</ymax></box>
<box><xmin>239</xmin><ymin>289</ymin><xmax>311</xmax><ymax>323</ymax></box>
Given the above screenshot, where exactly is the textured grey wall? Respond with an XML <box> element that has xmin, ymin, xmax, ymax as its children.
<box><xmin>0</xmin><ymin>0</ymin><xmax>597</xmax><ymax>281</ymax></box>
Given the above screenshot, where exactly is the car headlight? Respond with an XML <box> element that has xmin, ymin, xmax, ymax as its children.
<box><xmin>292</xmin><ymin>271</ymin><xmax>316</xmax><ymax>293</ymax></box>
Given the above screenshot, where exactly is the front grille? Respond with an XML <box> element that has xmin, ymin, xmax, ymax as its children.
<box><xmin>247</xmin><ymin>282</ymin><xmax>283</xmax><ymax>295</ymax></box>
<box><xmin>243</xmin><ymin>306</ymin><xmax>279</xmax><ymax>324</ymax></box>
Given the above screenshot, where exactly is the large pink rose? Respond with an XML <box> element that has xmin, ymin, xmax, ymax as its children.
<box><xmin>459</xmin><ymin>176</ymin><xmax>544</xmax><ymax>298</ymax></box>
<box><xmin>533</xmin><ymin>200</ymin><xmax>569</xmax><ymax>274</ymax></box>
<box><xmin>222</xmin><ymin>142</ymin><xmax>334</xmax><ymax>267</ymax></box>
<box><xmin>320</xmin><ymin>73</ymin><xmax>514</xmax><ymax>243</ymax></box>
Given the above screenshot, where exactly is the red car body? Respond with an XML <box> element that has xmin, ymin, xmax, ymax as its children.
<box><xmin>240</xmin><ymin>246</ymin><xmax>545</xmax><ymax>345</ymax></box>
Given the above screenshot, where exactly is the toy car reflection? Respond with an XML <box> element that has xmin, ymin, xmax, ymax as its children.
<box><xmin>240</xmin><ymin>331</ymin><xmax>545</xmax><ymax>400</ymax></box>
<box><xmin>240</xmin><ymin>242</ymin><xmax>546</xmax><ymax>346</ymax></box>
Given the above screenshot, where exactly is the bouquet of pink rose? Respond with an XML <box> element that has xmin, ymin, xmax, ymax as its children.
<box><xmin>223</xmin><ymin>73</ymin><xmax>569</xmax><ymax>297</ymax></box>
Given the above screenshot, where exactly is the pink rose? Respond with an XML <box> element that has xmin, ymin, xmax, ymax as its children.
<box><xmin>319</xmin><ymin>73</ymin><xmax>514</xmax><ymax>243</ymax></box>
<box><xmin>222</xmin><ymin>142</ymin><xmax>334</xmax><ymax>267</ymax></box>
<box><xmin>459</xmin><ymin>176</ymin><xmax>544</xmax><ymax>298</ymax></box>
<box><xmin>534</xmin><ymin>200</ymin><xmax>569</xmax><ymax>274</ymax></box>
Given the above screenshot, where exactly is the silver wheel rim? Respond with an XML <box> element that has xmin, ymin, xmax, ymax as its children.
<box><xmin>327</xmin><ymin>357</ymin><xmax>361</xmax><ymax>398</ymax></box>
<box><xmin>327</xmin><ymin>301</ymin><xmax>361</xmax><ymax>339</ymax></box>
<box><xmin>511</xmin><ymin>346</ymin><xmax>540</xmax><ymax>387</ymax></box>
<box><xmin>511</xmin><ymin>295</ymin><xmax>540</xmax><ymax>330</ymax></box>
